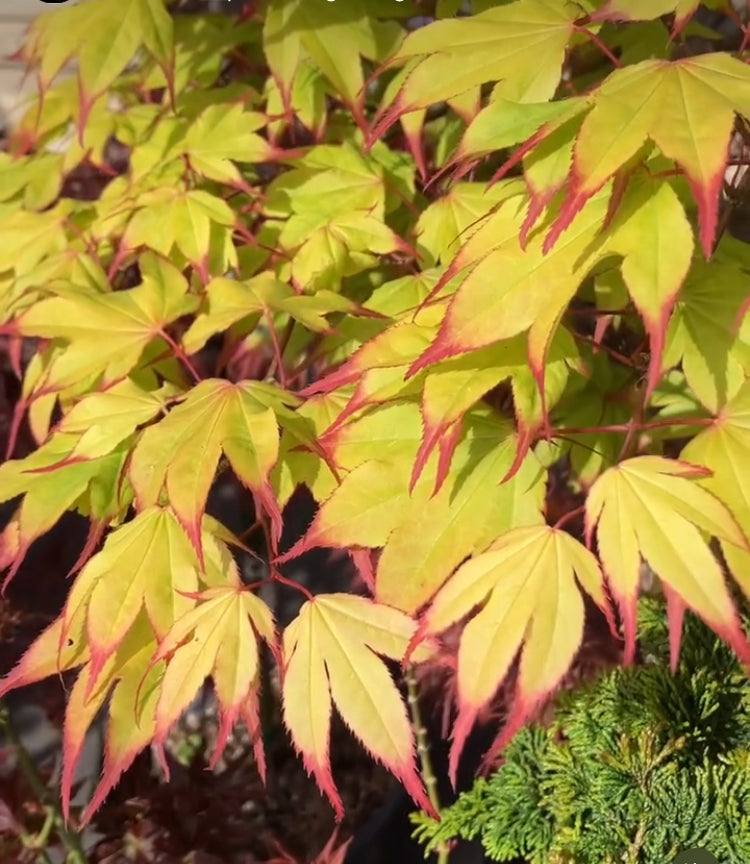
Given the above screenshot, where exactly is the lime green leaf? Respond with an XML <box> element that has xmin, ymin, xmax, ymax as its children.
<box><xmin>55</xmin><ymin>379</ymin><xmax>177</xmax><ymax>460</ymax></box>
<box><xmin>124</xmin><ymin>189</ymin><xmax>236</xmax><ymax>267</ymax></box>
<box><xmin>408</xmin><ymin>189</ymin><xmax>610</xmax><ymax>410</ymax></box>
<box><xmin>327</xmin><ymin>400</ymin><xmax>426</xmax><ymax>474</ymax></box>
<box><xmin>373</xmin><ymin>0</ymin><xmax>581</xmax><ymax>137</ymax></box>
<box><xmin>458</xmin><ymin>97</ymin><xmax>587</xmax><ymax>163</ymax></box>
<box><xmin>265</xmin><ymin>143</ymin><xmax>388</xmax><ymax>222</ymax></box>
<box><xmin>662</xmin><ymin>255</ymin><xmax>750</xmax><ymax>412</ymax></box>
<box><xmin>183</xmin><ymin>104</ymin><xmax>273</xmax><ymax>184</ymax></box>
<box><xmin>24</xmin><ymin>0</ymin><xmax>173</xmax><ymax>114</ymax></box>
<box><xmin>0</xmin><ymin>205</ymin><xmax>69</xmax><ymax>279</ymax></box>
<box><xmin>375</xmin><ymin>413</ymin><xmax>547</xmax><ymax>613</ymax></box>
<box><xmin>590</xmin><ymin>173</ymin><xmax>694</xmax><ymax>397</ymax></box>
<box><xmin>61</xmin><ymin>507</ymin><xmax>202</xmax><ymax>678</ymax></box>
<box><xmin>278</xmin><ymin>459</ymin><xmax>431</xmax><ymax>556</ymax></box>
<box><xmin>281</xmin><ymin>211</ymin><xmax>406</xmax><ymax>293</ymax></box>
<box><xmin>363</xmin><ymin>270</ymin><xmax>447</xmax><ymax>320</ymax></box>
<box><xmin>302</xmin><ymin>303</ymin><xmax>444</xmax><ymax>427</ymax></box>
<box><xmin>14</xmin><ymin>254</ymin><xmax>195</xmax><ymax>392</ymax></box>
<box><xmin>57</xmin><ymin>533</ymin><xmax>256</xmax><ymax>822</ymax></box>
<box><xmin>183</xmin><ymin>273</ymin><xmax>358</xmax><ymax>355</ymax></box>
<box><xmin>284</xmin><ymin>406</ymin><xmax>546</xmax><ymax>615</ymax></box>
<box><xmin>263</xmin><ymin>0</ymin><xmax>402</xmax><ymax>111</ymax></box>
<box><xmin>416</xmin><ymin>179</ymin><xmax>526</xmax><ymax>266</ymax></box>
<box><xmin>416</xmin><ymin>328</ymin><xmax>579</xmax><ymax>489</ymax></box>
<box><xmin>151</xmin><ymin>584</ymin><xmax>275</xmax><ymax>771</ymax></box>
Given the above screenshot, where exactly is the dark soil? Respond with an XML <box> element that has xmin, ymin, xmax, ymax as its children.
<box><xmin>90</xmin><ymin>717</ymin><xmax>393</xmax><ymax>863</ymax></box>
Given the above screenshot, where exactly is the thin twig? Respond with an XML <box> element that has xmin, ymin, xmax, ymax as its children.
<box><xmin>404</xmin><ymin>666</ymin><xmax>449</xmax><ymax>864</ymax></box>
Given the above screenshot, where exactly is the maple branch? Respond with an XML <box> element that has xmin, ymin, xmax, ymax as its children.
<box><xmin>554</xmin><ymin>504</ymin><xmax>586</xmax><ymax>531</ymax></box>
<box><xmin>264</xmin><ymin>313</ymin><xmax>289</xmax><ymax>389</ymax></box>
<box><xmin>238</xmin><ymin>517</ymin><xmax>264</xmax><ymax>543</ymax></box>
<box><xmin>552</xmin><ymin>417</ymin><xmax>714</xmax><ymax>437</ymax></box>
<box><xmin>575</xmin><ymin>24</ymin><xmax>622</xmax><ymax>69</ymax></box>
<box><xmin>567</xmin><ymin>330</ymin><xmax>640</xmax><ymax>368</ymax></box>
<box><xmin>270</xmin><ymin>569</ymin><xmax>315</xmax><ymax>602</ymax></box>
<box><xmin>106</xmin><ymin>241</ymin><xmax>129</xmax><ymax>283</ymax></box>
<box><xmin>259</xmin><ymin>509</ymin><xmax>315</xmax><ymax>603</ymax></box>
<box><xmin>405</xmin><ymin>666</ymin><xmax>450</xmax><ymax>864</ymax></box>
<box><xmin>160</xmin><ymin>331</ymin><xmax>202</xmax><ymax>384</ymax></box>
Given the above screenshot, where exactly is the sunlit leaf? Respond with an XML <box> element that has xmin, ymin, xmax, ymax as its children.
<box><xmin>281</xmin><ymin>593</ymin><xmax>436</xmax><ymax>821</ymax></box>
<box><xmin>585</xmin><ymin>455</ymin><xmax>750</xmax><ymax>667</ymax></box>
<box><xmin>420</xmin><ymin>525</ymin><xmax>611</xmax><ymax>781</ymax></box>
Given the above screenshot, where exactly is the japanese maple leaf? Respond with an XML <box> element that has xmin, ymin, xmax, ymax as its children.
<box><xmin>0</xmin><ymin>528</ymin><xmax>257</xmax><ymax>823</ymax></box>
<box><xmin>544</xmin><ymin>53</ymin><xmax>750</xmax><ymax>257</ymax></box>
<box><xmin>281</xmin><ymin>405</ymin><xmax>546</xmax><ymax>616</ymax></box>
<box><xmin>587</xmin><ymin>171</ymin><xmax>694</xmax><ymax>400</ymax></box>
<box><xmin>23</xmin><ymin>0</ymin><xmax>173</xmax><ymax>127</ymax></box>
<box><xmin>590</xmin><ymin>0</ymin><xmax>701</xmax><ymax>33</ymax></box>
<box><xmin>263</xmin><ymin>0</ymin><xmax>400</xmax><ymax>113</ymax></box>
<box><xmin>371</xmin><ymin>0</ymin><xmax>582</xmax><ymax>141</ymax></box>
<box><xmin>182</xmin><ymin>103</ymin><xmax>274</xmax><ymax>184</ymax></box>
<box><xmin>416</xmin><ymin>179</ymin><xmax>528</xmax><ymax>266</ymax></box>
<box><xmin>149</xmin><ymin>584</ymin><xmax>276</xmax><ymax>778</ymax></box>
<box><xmin>406</xmin><ymin>189</ymin><xmax>610</xmax><ymax>430</ymax></box>
<box><xmin>51</xmin><ymin>378</ymin><xmax>178</xmax><ymax>461</ymax></box>
<box><xmin>281</xmin><ymin>593</ymin><xmax>437</xmax><ymax>821</ymax></box>
<box><xmin>585</xmin><ymin>455</ymin><xmax>750</xmax><ymax>670</ymax></box>
<box><xmin>662</xmin><ymin>251</ymin><xmax>750</xmax><ymax>413</ymax></box>
<box><xmin>300</xmin><ymin>302</ymin><xmax>446</xmax><ymax>434</ymax></box>
<box><xmin>129</xmin><ymin>378</ymin><xmax>300</xmax><ymax>561</ymax></box>
<box><xmin>124</xmin><ymin>188</ymin><xmax>236</xmax><ymax>268</ymax></box>
<box><xmin>0</xmin><ymin>437</ymin><xmax>130</xmax><ymax>590</ymax></box>
<box><xmin>412</xmin><ymin>327</ymin><xmax>580</xmax><ymax>492</ymax></box>
<box><xmin>417</xmin><ymin>525</ymin><xmax>613</xmax><ymax>783</ymax></box>
<box><xmin>59</xmin><ymin>506</ymin><xmax>204</xmax><ymax>688</ymax></box>
<box><xmin>680</xmin><ymin>382</ymin><xmax>750</xmax><ymax>601</ymax></box>
<box><xmin>12</xmin><ymin>253</ymin><xmax>197</xmax><ymax>391</ymax></box>
<box><xmin>183</xmin><ymin>271</ymin><xmax>357</xmax><ymax>356</ymax></box>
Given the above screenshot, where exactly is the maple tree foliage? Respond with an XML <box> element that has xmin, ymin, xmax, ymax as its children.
<box><xmin>0</xmin><ymin>0</ymin><xmax>748</xmax><ymax>832</ymax></box>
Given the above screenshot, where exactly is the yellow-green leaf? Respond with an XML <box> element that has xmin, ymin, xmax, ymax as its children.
<box><xmin>281</xmin><ymin>593</ymin><xmax>435</xmax><ymax>821</ymax></box>
<box><xmin>421</xmin><ymin>525</ymin><xmax>609</xmax><ymax>782</ymax></box>
<box><xmin>13</xmin><ymin>254</ymin><xmax>196</xmax><ymax>391</ymax></box>
<box><xmin>546</xmin><ymin>54</ymin><xmax>750</xmax><ymax>257</ymax></box>
<box><xmin>585</xmin><ymin>455</ymin><xmax>750</xmax><ymax>665</ymax></box>
<box><xmin>129</xmin><ymin>378</ymin><xmax>298</xmax><ymax>558</ymax></box>
<box><xmin>680</xmin><ymin>382</ymin><xmax>750</xmax><ymax>599</ymax></box>
<box><xmin>151</xmin><ymin>585</ymin><xmax>275</xmax><ymax>768</ymax></box>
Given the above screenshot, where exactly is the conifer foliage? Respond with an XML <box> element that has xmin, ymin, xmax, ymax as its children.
<box><xmin>413</xmin><ymin>599</ymin><xmax>750</xmax><ymax>863</ymax></box>
<box><xmin>0</xmin><ymin>0</ymin><xmax>748</xmax><ymax>826</ymax></box>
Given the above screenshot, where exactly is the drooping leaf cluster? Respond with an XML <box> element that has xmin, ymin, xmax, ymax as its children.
<box><xmin>0</xmin><ymin>0</ymin><xmax>747</xmax><ymax>825</ymax></box>
<box><xmin>413</xmin><ymin>598</ymin><xmax>750</xmax><ymax>864</ymax></box>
